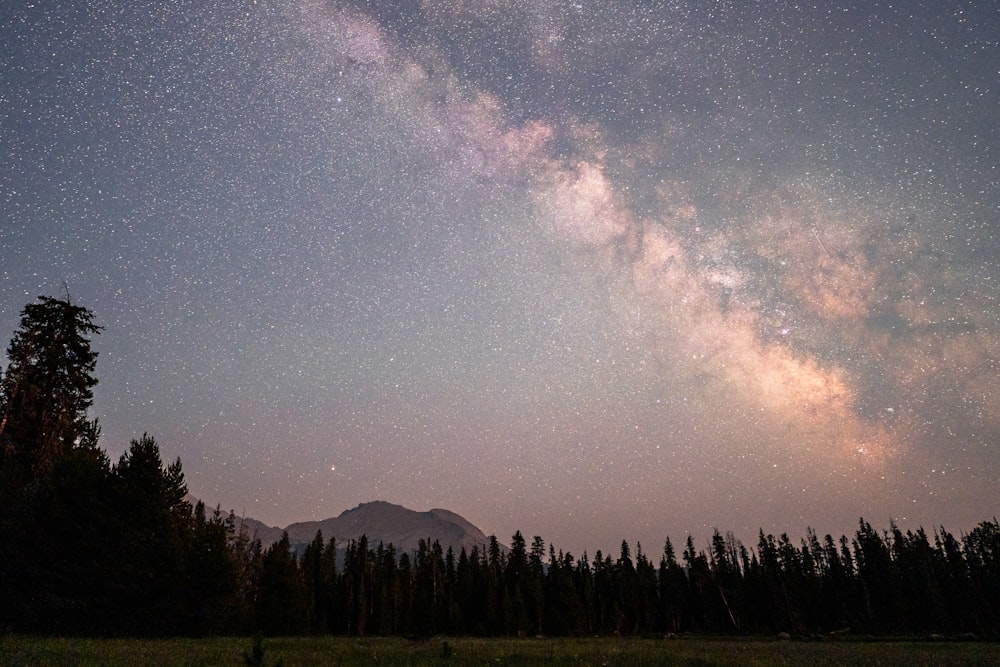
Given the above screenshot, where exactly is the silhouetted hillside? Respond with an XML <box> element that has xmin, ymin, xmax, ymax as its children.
<box><xmin>237</xmin><ymin>500</ymin><xmax>496</xmax><ymax>555</ymax></box>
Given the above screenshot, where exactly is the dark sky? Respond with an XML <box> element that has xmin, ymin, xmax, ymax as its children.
<box><xmin>2</xmin><ymin>0</ymin><xmax>997</xmax><ymax>555</ymax></box>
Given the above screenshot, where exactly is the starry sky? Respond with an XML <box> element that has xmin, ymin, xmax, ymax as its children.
<box><xmin>2</xmin><ymin>0</ymin><xmax>998</xmax><ymax>555</ymax></box>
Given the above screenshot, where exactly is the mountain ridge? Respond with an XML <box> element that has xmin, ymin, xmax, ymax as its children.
<box><xmin>229</xmin><ymin>500</ymin><xmax>498</xmax><ymax>555</ymax></box>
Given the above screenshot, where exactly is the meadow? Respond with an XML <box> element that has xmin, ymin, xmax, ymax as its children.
<box><xmin>1</xmin><ymin>635</ymin><xmax>997</xmax><ymax>667</ymax></box>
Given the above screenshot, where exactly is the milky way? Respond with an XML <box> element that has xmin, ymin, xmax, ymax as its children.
<box><xmin>2</xmin><ymin>0</ymin><xmax>997</xmax><ymax>554</ymax></box>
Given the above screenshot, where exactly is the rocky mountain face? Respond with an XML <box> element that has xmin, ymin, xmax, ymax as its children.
<box><xmin>235</xmin><ymin>500</ymin><xmax>496</xmax><ymax>555</ymax></box>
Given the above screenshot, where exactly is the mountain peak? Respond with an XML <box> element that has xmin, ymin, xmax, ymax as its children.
<box><xmin>267</xmin><ymin>501</ymin><xmax>495</xmax><ymax>555</ymax></box>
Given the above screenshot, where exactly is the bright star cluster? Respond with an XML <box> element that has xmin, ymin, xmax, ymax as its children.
<box><xmin>2</xmin><ymin>0</ymin><xmax>997</xmax><ymax>554</ymax></box>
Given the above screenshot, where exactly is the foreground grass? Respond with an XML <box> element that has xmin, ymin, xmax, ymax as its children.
<box><xmin>1</xmin><ymin>635</ymin><xmax>997</xmax><ymax>667</ymax></box>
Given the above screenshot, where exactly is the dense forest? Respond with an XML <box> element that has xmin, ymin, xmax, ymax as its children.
<box><xmin>1</xmin><ymin>296</ymin><xmax>998</xmax><ymax>638</ymax></box>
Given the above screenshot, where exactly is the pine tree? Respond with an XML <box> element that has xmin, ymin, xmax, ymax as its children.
<box><xmin>375</xmin><ymin>542</ymin><xmax>399</xmax><ymax>634</ymax></box>
<box><xmin>396</xmin><ymin>551</ymin><xmax>414</xmax><ymax>634</ymax></box>
<box><xmin>452</xmin><ymin>548</ymin><xmax>474</xmax><ymax>635</ymax></box>
<box><xmin>257</xmin><ymin>532</ymin><xmax>308</xmax><ymax>636</ymax></box>
<box><xmin>574</xmin><ymin>551</ymin><xmax>596</xmax><ymax>635</ymax></box>
<box><xmin>617</xmin><ymin>540</ymin><xmax>640</xmax><ymax>634</ymax></box>
<box><xmin>109</xmin><ymin>434</ymin><xmax>192</xmax><ymax>634</ymax></box>
<box><xmin>302</xmin><ymin>531</ymin><xmax>338</xmax><ymax>634</ymax></box>
<box><xmin>505</xmin><ymin>531</ymin><xmax>529</xmax><ymax>635</ymax></box>
<box><xmin>525</xmin><ymin>536</ymin><xmax>546</xmax><ymax>635</ymax></box>
<box><xmin>486</xmin><ymin>535</ymin><xmax>506</xmax><ymax>634</ymax></box>
<box><xmin>0</xmin><ymin>295</ymin><xmax>103</xmax><ymax>632</ymax></box>
<box><xmin>187</xmin><ymin>502</ymin><xmax>240</xmax><ymax>635</ymax></box>
<box><xmin>658</xmin><ymin>538</ymin><xmax>685</xmax><ymax>634</ymax></box>
<box><xmin>635</xmin><ymin>544</ymin><xmax>660</xmax><ymax>633</ymax></box>
<box><xmin>854</xmin><ymin>519</ymin><xmax>900</xmax><ymax>633</ymax></box>
<box><xmin>0</xmin><ymin>295</ymin><xmax>101</xmax><ymax>482</ymax></box>
<box><xmin>964</xmin><ymin>519</ymin><xmax>1000</xmax><ymax>635</ymax></box>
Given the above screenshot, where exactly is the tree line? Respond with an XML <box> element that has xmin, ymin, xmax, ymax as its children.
<box><xmin>1</xmin><ymin>296</ymin><xmax>998</xmax><ymax>638</ymax></box>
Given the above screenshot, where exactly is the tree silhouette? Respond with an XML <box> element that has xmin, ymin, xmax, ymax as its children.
<box><xmin>0</xmin><ymin>295</ymin><xmax>103</xmax><ymax>632</ymax></box>
<box><xmin>0</xmin><ymin>295</ymin><xmax>101</xmax><ymax>481</ymax></box>
<box><xmin>109</xmin><ymin>434</ymin><xmax>192</xmax><ymax>634</ymax></box>
<box><xmin>257</xmin><ymin>532</ymin><xmax>308</xmax><ymax>636</ymax></box>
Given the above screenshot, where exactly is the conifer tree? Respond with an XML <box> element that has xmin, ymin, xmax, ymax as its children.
<box><xmin>302</xmin><ymin>531</ymin><xmax>338</xmax><ymax>635</ymax></box>
<box><xmin>257</xmin><ymin>532</ymin><xmax>309</xmax><ymax>636</ymax></box>
<box><xmin>110</xmin><ymin>434</ymin><xmax>192</xmax><ymax>634</ymax></box>
<box><xmin>0</xmin><ymin>295</ymin><xmax>101</xmax><ymax>481</ymax></box>
<box><xmin>658</xmin><ymin>538</ymin><xmax>685</xmax><ymax>634</ymax></box>
<box><xmin>187</xmin><ymin>501</ymin><xmax>241</xmax><ymax>635</ymax></box>
<box><xmin>0</xmin><ymin>295</ymin><xmax>103</xmax><ymax>632</ymax></box>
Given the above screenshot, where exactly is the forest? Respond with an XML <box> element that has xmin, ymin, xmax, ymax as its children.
<box><xmin>1</xmin><ymin>295</ymin><xmax>998</xmax><ymax>638</ymax></box>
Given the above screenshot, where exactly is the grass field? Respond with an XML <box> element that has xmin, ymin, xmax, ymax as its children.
<box><xmin>1</xmin><ymin>635</ymin><xmax>997</xmax><ymax>666</ymax></box>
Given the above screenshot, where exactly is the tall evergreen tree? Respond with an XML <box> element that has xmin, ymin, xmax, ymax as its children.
<box><xmin>301</xmin><ymin>530</ymin><xmax>337</xmax><ymax>635</ymax></box>
<box><xmin>591</xmin><ymin>550</ymin><xmax>620</xmax><ymax>635</ymax></box>
<box><xmin>658</xmin><ymin>538</ymin><xmax>686</xmax><ymax>634</ymax></box>
<box><xmin>525</xmin><ymin>536</ymin><xmax>546</xmax><ymax>635</ymax></box>
<box><xmin>13</xmin><ymin>419</ymin><xmax>114</xmax><ymax>633</ymax></box>
<box><xmin>187</xmin><ymin>501</ymin><xmax>240</xmax><ymax>635</ymax></box>
<box><xmin>109</xmin><ymin>434</ymin><xmax>192</xmax><ymax>634</ymax></box>
<box><xmin>964</xmin><ymin>519</ymin><xmax>1000</xmax><ymax>634</ymax></box>
<box><xmin>257</xmin><ymin>532</ymin><xmax>308</xmax><ymax>636</ymax></box>
<box><xmin>505</xmin><ymin>531</ymin><xmax>530</xmax><ymax>635</ymax></box>
<box><xmin>574</xmin><ymin>552</ymin><xmax>596</xmax><ymax>635</ymax></box>
<box><xmin>853</xmin><ymin>519</ymin><xmax>900</xmax><ymax>633</ymax></box>
<box><xmin>0</xmin><ymin>295</ymin><xmax>101</xmax><ymax>482</ymax></box>
<box><xmin>343</xmin><ymin>535</ymin><xmax>373</xmax><ymax>636</ymax></box>
<box><xmin>396</xmin><ymin>551</ymin><xmax>414</xmax><ymax>634</ymax></box>
<box><xmin>617</xmin><ymin>540</ymin><xmax>640</xmax><ymax>634</ymax></box>
<box><xmin>634</xmin><ymin>544</ymin><xmax>659</xmax><ymax>634</ymax></box>
<box><xmin>374</xmin><ymin>542</ymin><xmax>400</xmax><ymax>634</ymax></box>
<box><xmin>0</xmin><ymin>295</ymin><xmax>103</xmax><ymax>632</ymax></box>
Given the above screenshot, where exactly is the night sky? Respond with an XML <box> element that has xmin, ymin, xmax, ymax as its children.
<box><xmin>2</xmin><ymin>0</ymin><xmax>997</xmax><ymax>555</ymax></box>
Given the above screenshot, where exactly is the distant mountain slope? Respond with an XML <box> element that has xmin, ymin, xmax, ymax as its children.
<box><xmin>232</xmin><ymin>515</ymin><xmax>285</xmax><ymax>546</ymax></box>
<box><xmin>234</xmin><ymin>501</ymin><xmax>496</xmax><ymax>555</ymax></box>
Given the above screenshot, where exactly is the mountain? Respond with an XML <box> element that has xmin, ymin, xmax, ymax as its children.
<box><xmin>231</xmin><ymin>514</ymin><xmax>286</xmax><ymax>546</ymax></box>
<box><xmin>235</xmin><ymin>501</ymin><xmax>497</xmax><ymax>555</ymax></box>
